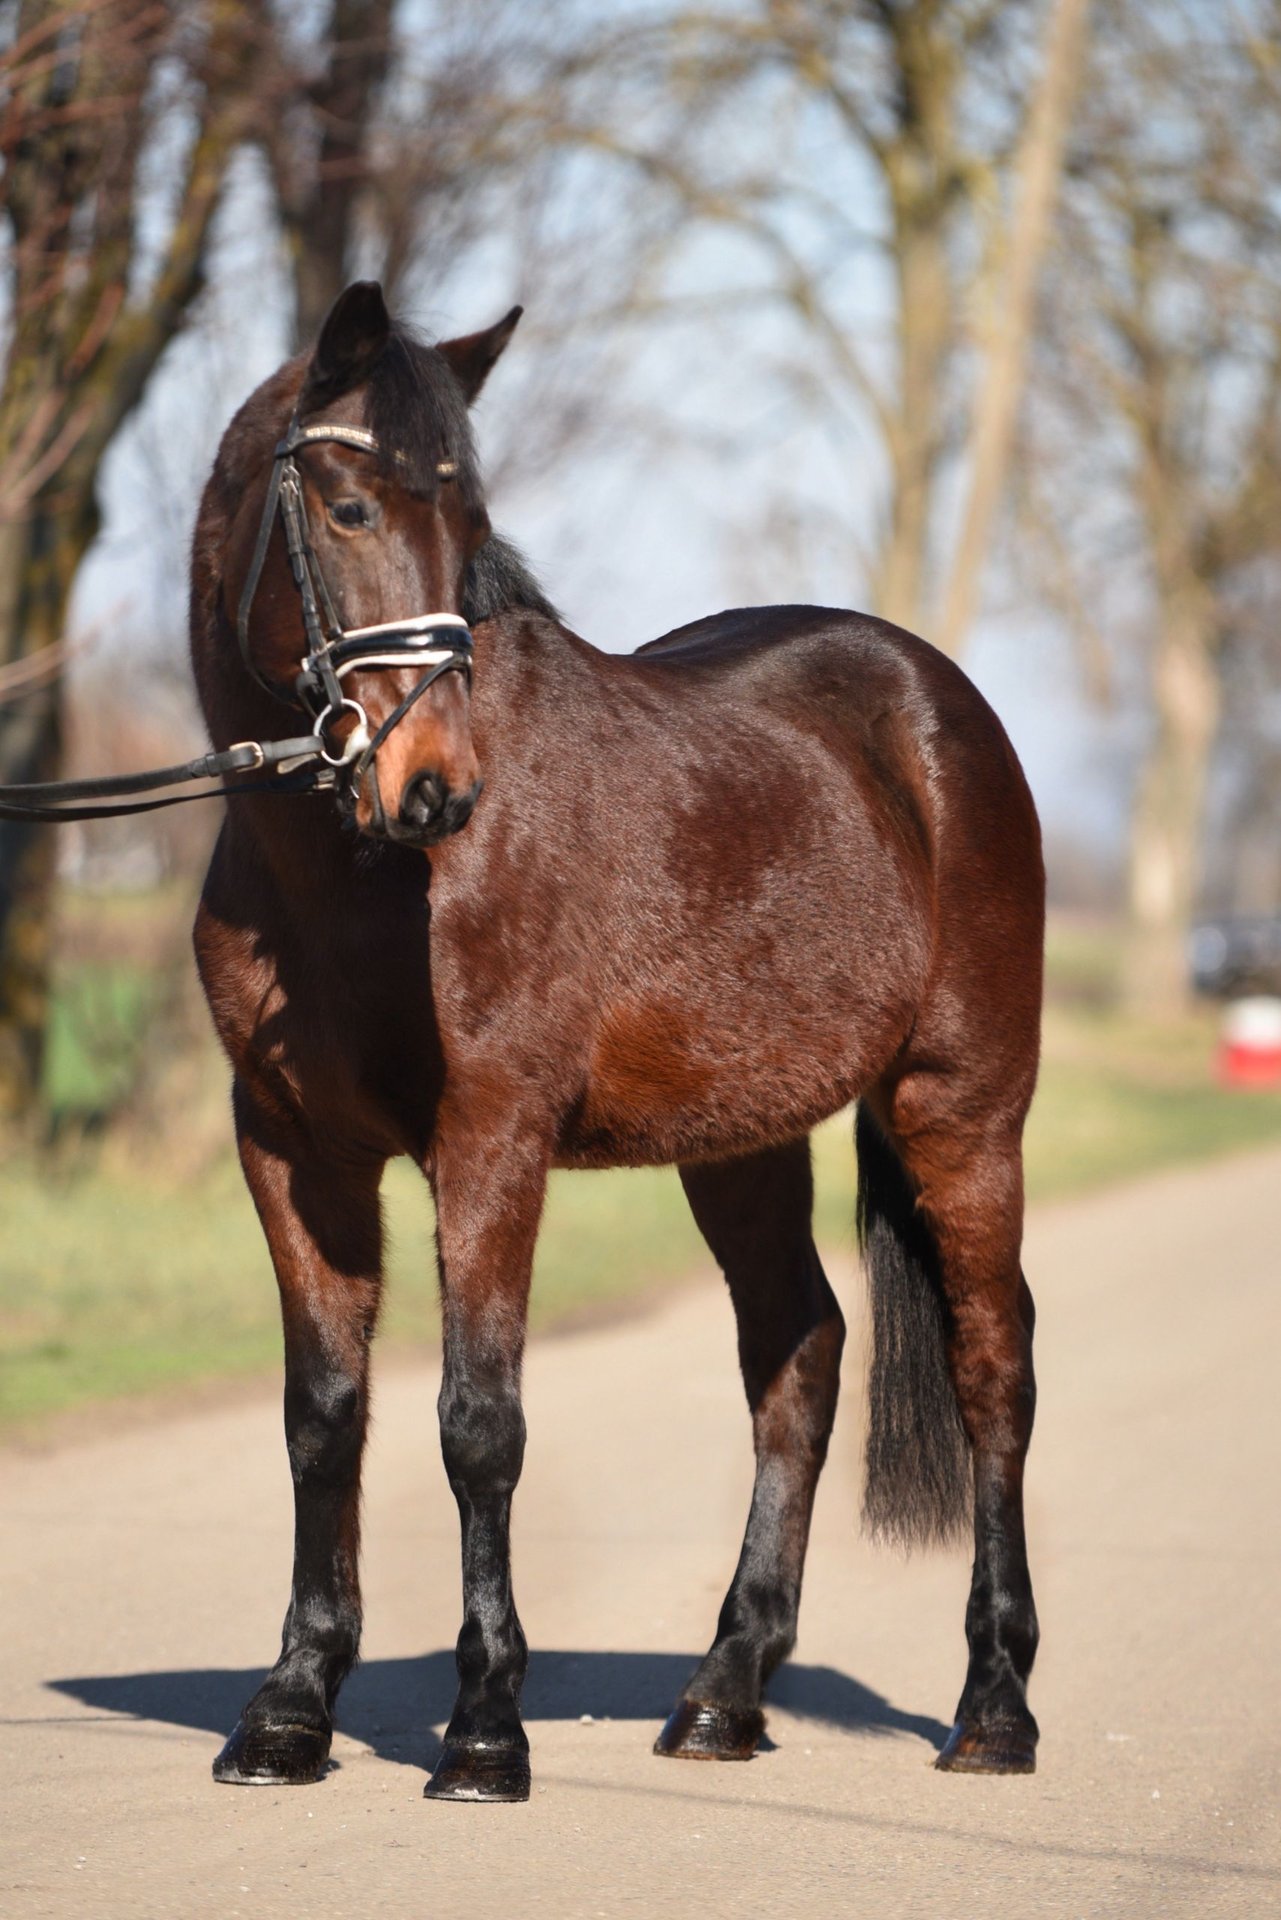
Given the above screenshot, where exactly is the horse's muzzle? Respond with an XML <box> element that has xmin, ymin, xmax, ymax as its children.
<box><xmin>388</xmin><ymin>772</ymin><xmax>482</xmax><ymax>846</ymax></box>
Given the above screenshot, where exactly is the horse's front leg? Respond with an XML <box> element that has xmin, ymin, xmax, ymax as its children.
<box><xmin>213</xmin><ymin>1080</ymin><xmax>384</xmax><ymax>1785</ymax></box>
<box><xmin>423</xmin><ymin>1123</ymin><xmax>546</xmax><ymax>1804</ymax></box>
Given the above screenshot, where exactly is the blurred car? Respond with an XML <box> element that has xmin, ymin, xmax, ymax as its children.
<box><xmin>1190</xmin><ymin>916</ymin><xmax>1281</xmax><ymax>999</ymax></box>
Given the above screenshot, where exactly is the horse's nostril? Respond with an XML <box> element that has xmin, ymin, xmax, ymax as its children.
<box><xmin>400</xmin><ymin>772</ymin><xmax>445</xmax><ymax>831</ymax></box>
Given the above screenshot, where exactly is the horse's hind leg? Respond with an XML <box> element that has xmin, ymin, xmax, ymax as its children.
<box><xmin>865</xmin><ymin>1085</ymin><xmax>1039</xmax><ymax>1774</ymax></box>
<box><xmin>656</xmin><ymin>1139</ymin><xmax>845</xmax><ymax>1762</ymax></box>
<box><xmin>213</xmin><ymin>1082</ymin><xmax>384</xmax><ymax>1785</ymax></box>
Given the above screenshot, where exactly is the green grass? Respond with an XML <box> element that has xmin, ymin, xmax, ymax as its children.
<box><xmin>1041</xmin><ymin>915</ymin><xmax>1125</xmax><ymax>1008</ymax></box>
<box><xmin>1025</xmin><ymin>1004</ymin><xmax>1281</xmax><ymax>1195</ymax></box>
<box><xmin>6</xmin><ymin>982</ymin><xmax>1281</xmax><ymax>1435</ymax></box>
<box><xmin>44</xmin><ymin>961</ymin><xmax>154</xmax><ymax>1115</ymax></box>
<box><xmin>0</xmin><ymin>1154</ymin><xmax>709</xmax><ymax>1430</ymax></box>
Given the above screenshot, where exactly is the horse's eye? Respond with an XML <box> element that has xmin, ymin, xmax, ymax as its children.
<box><xmin>329</xmin><ymin>499</ymin><xmax>369</xmax><ymax>530</ymax></box>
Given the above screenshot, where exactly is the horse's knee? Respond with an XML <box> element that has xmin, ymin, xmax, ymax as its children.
<box><xmin>439</xmin><ymin>1374</ymin><xmax>526</xmax><ymax>1497</ymax></box>
<box><xmin>284</xmin><ymin>1368</ymin><xmax>364</xmax><ymax>1483</ymax></box>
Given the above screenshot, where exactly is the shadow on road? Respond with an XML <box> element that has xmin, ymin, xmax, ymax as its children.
<box><xmin>49</xmin><ymin>1652</ymin><xmax>948</xmax><ymax>1768</ymax></box>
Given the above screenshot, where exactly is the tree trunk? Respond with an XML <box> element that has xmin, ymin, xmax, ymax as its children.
<box><xmin>935</xmin><ymin>0</ymin><xmax>1092</xmax><ymax>660</ymax></box>
<box><xmin>1122</xmin><ymin>602</ymin><xmax>1220</xmax><ymax>1018</ymax></box>
<box><xmin>277</xmin><ymin>0</ymin><xmax>396</xmax><ymax>344</ymax></box>
<box><xmin>872</xmin><ymin>8</ymin><xmax>962</xmax><ymax>639</ymax></box>
<box><xmin>876</xmin><ymin>192</ymin><xmax>952</xmax><ymax>636</ymax></box>
<box><xmin>0</xmin><ymin>495</ymin><xmax>98</xmax><ymax>1118</ymax></box>
<box><xmin>0</xmin><ymin>1</ymin><xmax>258</xmax><ymax>1124</ymax></box>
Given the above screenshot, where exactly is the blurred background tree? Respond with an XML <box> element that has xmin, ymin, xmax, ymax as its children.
<box><xmin>1029</xmin><ymin>0</ymin><xmax>1281</xmax><ymax>1012</ymax></box>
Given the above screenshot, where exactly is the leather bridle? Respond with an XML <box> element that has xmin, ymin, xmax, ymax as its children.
<box><xmin>235</xmin><ymin>416</ymin><xmax>475</xmax><ymax>795</ymax></box>
<box><xmin>0</xmin><ymin>414</ymin><xmax>476</xmax><ymax>826</ymax></box>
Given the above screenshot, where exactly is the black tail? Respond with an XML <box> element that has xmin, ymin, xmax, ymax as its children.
<box><xmin>855</xmin><ymin>1104</ymin><xmax>972</xmax><ymax>1548</ymax></box>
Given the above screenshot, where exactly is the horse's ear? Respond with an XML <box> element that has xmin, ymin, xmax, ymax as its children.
<box><xmin>436</xmin><ymin>307</ymin><xmax>523</xmax><ymax>404</ymax></box>
<box><xmin>301</xmin><ymin>281</ymin><xmax>391</xmax><ymax>404</ymax></box>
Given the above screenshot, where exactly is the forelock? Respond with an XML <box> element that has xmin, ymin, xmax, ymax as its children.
<box><xmin>362</xmin><ymin>323</ymin><xmax>483</xmax><ymax>508</ymax></box>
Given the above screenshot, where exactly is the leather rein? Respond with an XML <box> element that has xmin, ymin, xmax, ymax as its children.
<box><xmin>0</xmin><ymin>415</ymin><xmax>474</xmax><ymax>825</ymax></box>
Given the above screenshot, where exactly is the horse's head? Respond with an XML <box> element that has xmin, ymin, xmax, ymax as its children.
<box><xmin>226</xmin><ymin>281</ymin><xmax>519</xmax><ymax>847</ymax></box>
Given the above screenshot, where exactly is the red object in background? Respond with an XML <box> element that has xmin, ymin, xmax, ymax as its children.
<box><xmin>1218</xmin><ymin>998</ymin><xmax>1281</xmax><ymax>1088</ymax></box>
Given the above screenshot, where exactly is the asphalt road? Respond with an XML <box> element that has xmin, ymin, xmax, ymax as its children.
<box><xmin>3</xmin><ymin>1145</ymin><xmax>1279</xmax><ymax>1918</ymax></box>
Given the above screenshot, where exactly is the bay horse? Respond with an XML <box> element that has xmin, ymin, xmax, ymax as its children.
<box><xmin>192</xmin><ymin>281</ymin><xmax>1043</xmax><ymax>1800</ymax></box>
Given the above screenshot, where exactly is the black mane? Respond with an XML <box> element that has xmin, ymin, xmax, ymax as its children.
<box><xmin>464</xmin><ymin>533</ymin><xmax>559</xmax><ymax>625</ymax></box>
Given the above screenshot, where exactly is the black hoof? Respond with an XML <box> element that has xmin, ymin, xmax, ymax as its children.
<box><xmin>654</xmin><ymin>1698</ymin><xmax>765</xmax><ymax>1761</ymax></box>
<box><xmin>423</xmin><ymin>1739</ymin><xmax>531</xmax><ymax>1803</ymax></box>
<box><xmin>935</xmin><ymin>1718</ymin><xmax>1037</xmax><ymax>1775</ymax></box>
<box><xmin>213</xmin><ymin>1716</ymin><xmax>332</xmax><ymax>1785</ymax></box>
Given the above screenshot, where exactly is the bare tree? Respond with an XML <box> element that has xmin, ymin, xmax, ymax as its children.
<box><xmin>526</xmin><ymin>0</ymin><xmax>1116</xmax><ymax>674</ymax></box>
<box><xmin>1032</xmin><ymin>0</ymin><xmax>1281</xmax><ymax>1013</ymax></box>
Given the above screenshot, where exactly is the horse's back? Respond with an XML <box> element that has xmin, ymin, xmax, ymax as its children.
<box><xmin>635</xmin><ymin>604</ymin><xmax>1040</xmax><ymax>867</ymax></box>
<box><xmin>637</xmin><ymin>602</ymin><xmax>1001</xmax><ymax>725</ymax></box>
<box><xmin>635</xmin><ymin>602</ymin><xmax>857</xmax><ymax>664</ymax></box>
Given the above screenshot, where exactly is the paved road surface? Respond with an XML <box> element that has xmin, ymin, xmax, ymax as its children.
<box><xmin>3</xmin><ymin>1147</ymin><xmax>1280</xmax><ymax>1918</ymax></box>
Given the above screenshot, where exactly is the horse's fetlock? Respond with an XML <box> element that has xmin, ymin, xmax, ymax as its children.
<box><xmin>284</xmin><ymin>1593</ymin><xmax>360</xmax><ymax>1658</ymax></box>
